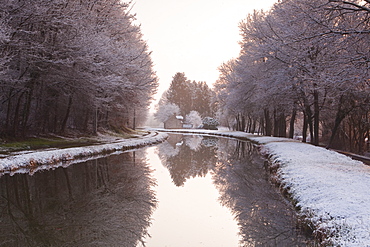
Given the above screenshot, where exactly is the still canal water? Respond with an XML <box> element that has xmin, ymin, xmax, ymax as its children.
<box><xmin>0</xmin><ymin>134</ymin><xmax>313</xmax><ymax>246</ymax></box>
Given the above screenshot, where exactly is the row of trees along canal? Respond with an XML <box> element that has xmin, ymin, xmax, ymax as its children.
<box><xmin>214</xmin><ymin>0</ymin><xmax>369</xmax><ymax>155</ymax></box>
<box><xmin>1</xmin><ymin>0</ymin><xmax>368</xmax><ymax>156</ymax></box>
<box><xmin>0</xmin><ymin>0</ymin><xmax>157</xmax><ymax>138</ymax></box>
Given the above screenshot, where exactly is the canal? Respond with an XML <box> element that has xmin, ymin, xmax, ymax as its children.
<box><xmin>0</xmin><ymin>134</ymin><xmax>313</xmax><ymax>246</ymax></box>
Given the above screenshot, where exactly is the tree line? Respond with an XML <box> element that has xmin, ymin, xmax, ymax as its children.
<box><xmin>155</xmin><ymin>72</ymin><xmax>216</xmax><ymax>126</ymax></box>
<box><xmin>0</xmin><ymin>0</ymin><xmax>157</xmax><ymax>138</ymax></box>
<box><xmin>215</xmin><ymin>0</ymin><xmax>369</xmax><ymax>154</ymax></box>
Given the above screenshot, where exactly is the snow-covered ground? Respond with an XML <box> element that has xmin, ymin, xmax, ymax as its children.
<box><xmin>155</xmin><ymin>128</ymin><xmax>370</xmax><ymax>246</ymax></box>
<box><xmin>258</xmin><ymin>137</ymin><xmax>370</xmax><ymax>246</ymax></box>
<box><xmin>0</xmin><ymin>132</ymin><xmax>168</xmax><ymax>175</ymax></box>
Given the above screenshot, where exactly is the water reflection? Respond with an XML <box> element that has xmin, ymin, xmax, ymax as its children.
<box><xmin>157</xmin><ymin>134</ymin><xmax>218</xmax><ymax>186</ymax></box>
<box><xmin>215</xmin><ymin>139</ymin><xmax>311</xmax><ymax>246</ymax></box>
<box><xmin>157</xmin><ymin>134</ymin><xmax>312</xmax><ymax>246</ymax></box>
<box><xmin>144</xmin><ymin>144</ymin><xmax>240</xmax><ymax>247</ymax></box>
<box><xmin>0</xmin><ymin>152</ymin><xmax>156</xmax><ymax>247</ymax></box>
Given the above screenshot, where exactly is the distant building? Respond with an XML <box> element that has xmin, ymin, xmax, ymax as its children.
<box><xmin>164</xmin><ymin>115</ymin><xmax>183</xmax><ymax>129</ymax></box>
<box><xmin>182</xmin><ymin>123</ymin><xmax>193</xmax><ymax>129</ymax></box>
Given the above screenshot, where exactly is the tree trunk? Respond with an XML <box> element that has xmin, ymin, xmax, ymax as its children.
<box><xmin>52</xmin><ymin>100</ymin><xmax>59</xmax><ymax>133</ymax></box>
<box><xmin>12</xmin><ymin>92</ymin><xmax>25</xmax><ymax>137</ymax></box>
<box><xmin>259</xmin><ymin>117</ymin><xmax>264</xmax><ymax>135</ymax></box>
<box><xmin>42</xmin><ymin>107</ymin><xmax>49</xmax><ymax>133</ymax></box>
<box><xmin>273</xmin><ymin>109</ymin><xmax>279</xmax><ymax>137</ymax></box>
<box><xmin>105</xmin><ymin>111</ymin><xmax>109</xmax><ymax>128</ymax></box>
<box><xmin>60</xmin><ymin>95</ymin><xmax>73</xmax><ymax>134</ymax></box>
<box><xmin>308</xmin><ymin>117</ymin><xmax>314</xmax><ymax>144</ymax></box>
<box><xmin>326</xmin><ymin>114</ymin><xmax>345</xmax><ymax>149</ymax></box>
<box><xmin>21</xmin><ymin>86</ymin><xmax>34</xmax><ymax>137</ymax></box>
<box><xmin>366</xmin><ymin>124</ymin><xmax>369</xmax><ymax>154</ymax></box>
<box><xmin>305</xmin><ymin>105</ymin><xmax>314</xmax><ymax>144</ymax></box>
<box><xmin>313</xmin><ymin>89</ymin><xmax>320</xmax><ymax>145</ymax></box>
<box><xmin>5</xmin><ymin>90</ymin><xmax>15</xmax><ymax>134</ymax></box>
<box><xmin>247</xmin><ymin>116</ymin><xmax>252</xmax><ymax>133</ymax></box>
<box><xmin>264</xmin><ymin>109</ymin><xmax>272</xmax><ymax>136</ymax></box>
<box><xmin>348</xmin><ymin>120</ymin><xmax>354</xmax><ymax>152</ymax></box>
<box><xmin>133</xmin><ymin>108</ymin><xmax>136</xmax><ymax>130</ymax></box>
<box><xmin>251</xmin><ymin>119</ymin><xmax>256</xmax><ymax>134</ymax></box>
<box><xmin>289</xmin><ymin>108</ymin><xmax>297</xmax><ymax>139</ymax></box>
<box><xmin>273</xmin><ymin>110</ymin><xmax>286</xmax><ymax>137</ymax></box>
<box><xmin>83</xmin><ymin>110</ymin><xmax>90</xmax><ymax>132</ymax></box>
<box><xmin>326</xmin><ymin>97</ymin><xmax>347</xmax><ymax>149</ymax></box>
<box><xmin>358</xmin><ymin>127</ymin><xmax>364</xmax><ymax>154</ymax></box>
<box><xmin>302</xmin><ymin>111</ymin><xmax>308</xmax><ymax>143</ymax></box>
<box><xmin>241</xmin><ymin>115</ymin><xmax>246</xmax><ymax>132</ymax></box>
<box><xmin>279</xmin><ymin>113</ymin><xmax>286</xmax><ymax>137</ymax></box>
<box><xmin>236</xmin><ymin>113</ymin><xmax>243</xmax><ymax>131</ymax></box>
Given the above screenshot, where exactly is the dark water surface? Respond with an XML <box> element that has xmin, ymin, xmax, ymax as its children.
<box><xmin>0</xmin><ymin>134</ymin><xmax>313</xmax><ymax>246</ymax></box>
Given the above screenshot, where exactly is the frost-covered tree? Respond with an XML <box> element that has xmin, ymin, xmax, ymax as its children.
<box><xmin>191</xmin><ymin>81</ymin><xmax>215</xmax><ymax>117</ymax></box>
<box><xmin>166</xmin><ymin>72</ymin><xmax>192</xmax><ymax>116</ymax></box>
<box><xmin>155</xmin><ymin>103</ymin><xmax>180</xmax><ymax>123</ymax></box>
<box><xmin>165</xmin><ymin>72</ymin><xmax>216</xmax><ymax>118</ymax></box>
<box><xmin>185</xmin><ymin>111</ymin><xmax>202</xmax><ymax>128</ymax></box>
<box><xmin>214</xmin><ymin>60</ymin><xmax>240</xmax><ymax>129</ymax></box>
<box><xmin>0</xmin><ymin>12</ymin><xmax>13</xmax><ymax>123</ymax></box>
<box><xmin>202</xmin><ymin>117</ymin><xmax>219</xmax><ymax>130</ymax></box>
<box><xmin>215</xmin><ymin>0</ymin><xmax>369</xmax><ymax>153</ymax></box>
<box><xmin>0</xmin><ymin>0</ymin><xmax>157</xmax><ymax>137</ymax></box>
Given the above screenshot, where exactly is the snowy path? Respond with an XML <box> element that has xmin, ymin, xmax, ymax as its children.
<box><xmin>0</xmin><ymin>132</ymin><xmax>168</xmax><ymax>175</ymax></box>
<box><xmin>154</xmin><ymin>129</ymin><xmax>370</xmax><ymax>246</ymax></box>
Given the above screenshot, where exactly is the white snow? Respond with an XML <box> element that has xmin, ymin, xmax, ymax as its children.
<box><xmin>0</xmin><ymin>132</ymin><xmax>168</xmax><ymax>175</ymax></box>
<box><xmin>259</xmin><ymin>140</ymin><xmax>370</xmax><ymax>246</ymax></box>
<box><xmin>152</xmin><ymin>128</ymin><xmax>370</xmax><ymax>246</ymax></box>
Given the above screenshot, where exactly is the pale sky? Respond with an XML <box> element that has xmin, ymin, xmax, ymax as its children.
<box><xmin>132</xmin><ymin>0</ymin><xmax>277</xmax><ymax>106</ymax></box>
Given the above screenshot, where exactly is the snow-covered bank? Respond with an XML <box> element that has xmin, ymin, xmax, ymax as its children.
<box><xmin>259</xmin><ymin>139</ymin><xmax>370</xmax><ymax>246</ymax></box>
<box><xmin>155</xmin><ymin>129</ymin><xmax>370</xmax><ymax>246</ymax></box>
<box><xmin>0</xmin><ymin>132</ymin><xmax>168</xmax><ymax>175</ymax></box>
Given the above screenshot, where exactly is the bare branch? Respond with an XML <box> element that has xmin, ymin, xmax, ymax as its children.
<box><xmin>329</xmin><ymin>0</ymin><xmax>370</xmax><ymax>13</ymax></box>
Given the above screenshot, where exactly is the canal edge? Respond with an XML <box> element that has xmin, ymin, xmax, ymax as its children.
<box><xmin>0</xmin><ymin>131</ymin><xmax>168</xmax><ymax>175</ymax></box>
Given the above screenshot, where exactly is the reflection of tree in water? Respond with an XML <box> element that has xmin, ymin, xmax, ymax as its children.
<box><xmin>213</xmin><ymin>139</ymin><xmax>312</xmax><ymax>246</ymax></box>
<box><xmin>0</xmin><ymin>152</ymin><xmax>156</xmax><ymax>247</ymax></box>
<box><xmin>158</xmin><ymin>134</ymin><xmax>218</xmax><ymax>186</ymax></box>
